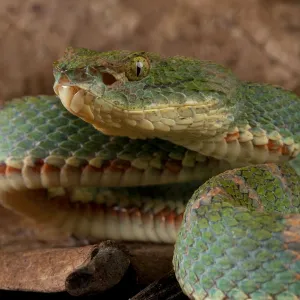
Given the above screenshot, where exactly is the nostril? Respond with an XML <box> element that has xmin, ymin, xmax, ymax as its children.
<box><xmin>102</xmin><ymin>72</ymin><xmax>117</xmax><ymax>85</ymax></box>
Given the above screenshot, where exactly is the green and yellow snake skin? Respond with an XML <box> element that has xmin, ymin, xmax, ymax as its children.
<box><xmin>0</xmin><ymin>48</ymin><xmax>299</xmax><ymax>299</ymax></box>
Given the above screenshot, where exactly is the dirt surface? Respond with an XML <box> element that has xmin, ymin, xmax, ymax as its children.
<box><xmin>0</xmin><ymin>0</ymin><xmax>299</xmax><ymax>297</ymax></box>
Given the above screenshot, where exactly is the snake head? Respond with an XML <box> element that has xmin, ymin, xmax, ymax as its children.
<box><xmin>53</xmin><ymin>47</ymin><xmax>238</xmax><ymax>147</ymax></box>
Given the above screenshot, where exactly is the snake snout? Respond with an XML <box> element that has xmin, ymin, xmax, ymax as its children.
<box><xmin>54</xmin><ymin>80</ymin><xmax>96</xmax><ymax>123</ymax></box>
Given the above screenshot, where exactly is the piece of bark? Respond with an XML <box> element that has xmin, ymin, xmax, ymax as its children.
<box><xmin>0</xmin><ymin>240</ymin><xmax>174</xmax><ymax>294</ymax></box>
<box><xmin>0</xmin><ymin>244</ymin><xmax>95</xmax><ymax>292</ymax></box>
<box><xmin>65</xmin><ymin>241</ymin><xmax>132</xmax><ymax>296</ymax></box>
<box><xmin>131</xmin><ymin>271</ymin><xmax>188</xmax><ymax>300</ymax></box>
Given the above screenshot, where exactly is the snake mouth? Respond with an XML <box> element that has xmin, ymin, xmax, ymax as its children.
<box><xmin>53</xmin><ymin>81</ymin><xmax>149</xmax><ymax>138</ymax></box>
<box><xmin>54</xmin><ymin>80</ymin><xmax>236</xmax><ymax>145</ymax></box>
<box><xmin>54</xmin><ymin>81</ymin><xmax>97</xmax><ymax>122</ymax></box>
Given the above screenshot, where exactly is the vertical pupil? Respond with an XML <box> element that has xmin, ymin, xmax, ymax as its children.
<box><xmin>136</xmin><ymin>61</ymin><xmax>143</xmax><ymax>77</ymax></box>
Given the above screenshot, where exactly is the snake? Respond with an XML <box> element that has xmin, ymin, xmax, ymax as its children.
<box><xmin>0</xmin><ymin>47</ymin><xmax>299</xmax><ymax>299</ymax></box>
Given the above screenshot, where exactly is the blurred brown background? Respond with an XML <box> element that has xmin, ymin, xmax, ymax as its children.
<box><xmin>1</xmin><ymin>0</ymin><xmax>300</xmax><ymax>103</ymax></box>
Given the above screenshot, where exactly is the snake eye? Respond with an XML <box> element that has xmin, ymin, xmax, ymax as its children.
<box><xmin>125</xmin><ymin>55</ymin><xmax>150</xmax><ymax>81</ymax></box>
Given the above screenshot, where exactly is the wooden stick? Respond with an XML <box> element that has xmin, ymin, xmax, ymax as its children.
<box><xmin>131</xmin><ymin>271</ymin><xmax>188</xmax><ymax>300</ymax></box>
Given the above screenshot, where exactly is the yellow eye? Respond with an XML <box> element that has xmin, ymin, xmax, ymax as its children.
<box><xmin>125</xmin><ymin>55</ymin><xmax>150</xmax><ymax>81</ymax></box>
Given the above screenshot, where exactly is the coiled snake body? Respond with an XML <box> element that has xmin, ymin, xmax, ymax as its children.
<box><xmin>0</xmin><ymin>48</ymin><xmax>299</xmax><ymax>299</ymax></box>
